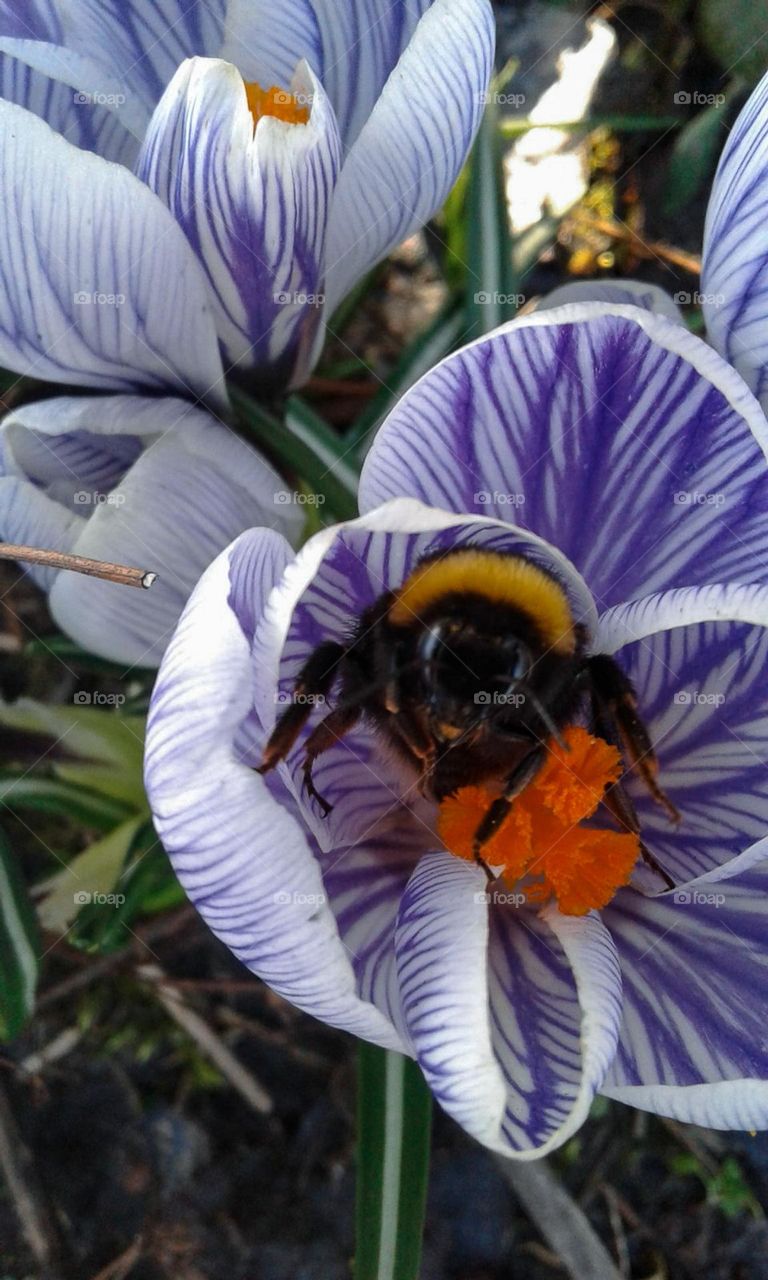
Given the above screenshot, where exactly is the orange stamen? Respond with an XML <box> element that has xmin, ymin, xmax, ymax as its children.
<box><xmin>244</xmin><ymin>81</ymin><xmax>310</xmax><ymax>129</ymax></box>
<box><xmin>437</xmin><ymin>725</ymin><xmax>641</xmax><ymax>916</ymax></box>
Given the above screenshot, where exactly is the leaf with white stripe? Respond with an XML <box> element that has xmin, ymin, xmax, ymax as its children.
<box><xmin>0</xmin><ymin>827</ymin><xmax>38</xmax><ymax>1041</ymax></box>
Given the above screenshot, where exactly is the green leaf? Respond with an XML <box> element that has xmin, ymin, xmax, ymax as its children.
<box><xmin>0</xmin><ymin>698</ymin><xmax>145</xmax><ymax>808</ymax></box>
<box><xmin>36</xmin><ymin>813</ymin><xmax>146</xmax><ymax>934</ymax></box>
<box><xmin>699</xmin><ymin>0</ymin><xmax>768</xmax><ymax>85</ymax></box>
<box><xmin>466</xmin><ymin>102</ymin><xmax>518</xmax><ymax>339</ymax></box>
<box><xmin>68</xmin><ymin>823</ymin><xmax>184</xmax><ymax>953</ymax></box>
<box><xmin>348</xmin><ymin>302</ymin><xmax>466</xmax><ymax>456</ymax></box>
<box><xmin>356</xmin><ymin>1045</ymin><xmax>432</xmax><ymax>1280</ymax></box>
<box><xmin>0</xmin><ymin>772</ymin><xmax>133</xmax><ymax>830</ymax></box>
<box><xmin>663</xmin><ymin>95</ymin><xmax>735</xmax><ymax>218</ymax></box>
<box><xmin>0</xmin><ymin>827</ymin><xmax>39</xmax><ymax>1040</ymax></box>
<box><xmin>231</xmin><ymin>387</ymin><xmax>358</xmax><ymax>520</ymax></box>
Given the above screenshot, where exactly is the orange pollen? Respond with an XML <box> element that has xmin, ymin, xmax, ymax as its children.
<box><xmin>437</xmin><ymin>725</ymin><xmax>641</xmax><ymax>916</ymax></box>
<box><xmin>244</xmin><ymin>80</ymin><xmax>310</xmax><ymax>129</ymax></box>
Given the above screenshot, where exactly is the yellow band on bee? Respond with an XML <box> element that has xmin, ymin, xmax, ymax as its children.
<box><xmin>388</xmin><ymin>550</ymin><xmax>576</xmax><ymax>654</ymax></box>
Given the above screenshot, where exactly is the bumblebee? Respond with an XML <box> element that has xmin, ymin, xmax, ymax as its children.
<box><xmin>258</xmin><ymin>548</ymin><xmax>677</xmax><ymax>885</ymax></box>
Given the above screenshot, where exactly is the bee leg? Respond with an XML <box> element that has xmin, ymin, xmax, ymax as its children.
<box><xmin>257</xmin><ymin>641</ymin><xmax>346</xmax><ymax>775</ymax></box>
<box><xmin>600</xmin><ymin>780</ymin><xmax>676</xmax><ymax>890</ymax></box>
<box><xmin>471</xmin><ymin>746</ymin><xmax>546</xmax><ymax>876</ymax></box>
<box><xmin>586</xmin><ymin>654</ymin><xmax>680</xmax><ymax>824</ymax></box>
<box><xmin>301</xmin><ymin>703</ymin><xmax>362</xmax><ymax>816</ymax></box>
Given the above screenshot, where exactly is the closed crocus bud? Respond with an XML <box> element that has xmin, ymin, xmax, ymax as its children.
<box><xmin>0</xmin><ymin>394</ymin><xmax>301</xmax><ymax>666</ymax></box>
<box><xmin>0</xmin><ymin>0</ymin><xmax>494</xmax><ymax>395</ymax></box>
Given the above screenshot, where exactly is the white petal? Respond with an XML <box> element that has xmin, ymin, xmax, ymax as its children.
<box><xmin>324</xmin><ymin>0</ymin><xmax>493</xmax><ymax>311</ymax></box>
<box><xmin>145</xmin><ymin>530</ymin><xmax>402</xmax><ymax>1047</ymax></box>
<box><xmin>0</xmin><ymin>100</ymin><xmax>226</xmax><ymax>405</ymax></box>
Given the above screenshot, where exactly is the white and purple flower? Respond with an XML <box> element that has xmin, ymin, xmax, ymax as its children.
<box><xmin>145</xmin><ymin>301</ymin><xmax>768</xmax><ymax>1157</ymax></box>
<box><xmin>0</xmin><ymin>394</ymin><xmax>301</xmax><ymax>666</ymax></box>
<box><xmin>0</xmin><ymin>0</ymin><xmax>493</xmax><ymax>397</ymax></box>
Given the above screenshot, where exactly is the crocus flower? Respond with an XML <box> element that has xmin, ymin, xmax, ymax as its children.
<box><xmin>0</xmin><ymin>0</ymin><xmax>493</xmax><ymax>397</ymax></box>
<box><xmin>0</xmin><ymin>394</ymin><xmax>300</xmax><ymax>666</ymax></box>
<box><xmin>145</xmin><ymin>301</ymin><xmax>768</xmax><ymax>1157</ymax></box>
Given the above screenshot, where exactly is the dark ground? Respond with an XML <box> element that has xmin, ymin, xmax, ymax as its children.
<box><xmin>3</xmin><ymin>1</ymin><xmax>768</xmax><ymax>1277</ymax></box>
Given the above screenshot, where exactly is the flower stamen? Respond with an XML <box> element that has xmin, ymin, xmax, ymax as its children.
<box><xmin>244</xmin><ymin>81</ymin><xmax>310</xmax><ymax>129</ymax></box>
<box><xmin>438</xmin><ymin>725</ymin><xmax>641</xmax><ymax>915</ymax></box>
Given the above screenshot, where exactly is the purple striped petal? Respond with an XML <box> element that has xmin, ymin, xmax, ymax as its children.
<box><xmin>0</xmin><ymin>474</ymin><xmax>82</xmax><ymax>590</ymax></box>
<box><xmin>602</xmin><ymin>844</ymin><xmax>768</xmax><ymax>1128</ymax></box>
<box><xmin>361</xmin><ymin>306</ymin><xmax>768</xmax><ymax>606</ymax></box>
<box><xmin>220</xmin><ymin>0</ymin><xmax>321</xmax><ymax>93</ymax></box>
<box><xmin>0</xmin><ymin>2</ymin><xmax>60</xmax><ymax>41</ymax></box>
<box><xmin>395</xmin><ymin>851</ymin><xmax>623</xmax><ymax>1156</ymax></box>
<box><xmin>489</xmin><ymin>903</ymin><xmax>623</xmax><ymax>1157</ymax></box>
<box><xmin>537</xmin><ymin>280</ymin><xmax>684</xmax><ymax>323</ymax></box>
<box><xmin>145</xmin><ymin>529</ymin><xmax>403</xmax><ymax>1049</ymax></box>
<box><xmin>702</xmin><ymin>70</ymin><xmax>768</xmax><ymax>412</ymax></box>
<box><xmin>596</xmin><ymin>584</ymin><xmax>768</xmax><ymax>884</ymax></box>
<box><xmin>0</xmin><ymin>100</ymin><xmax>227</xmax><ymax>405</ymax></box>
<box><xmin>307</xmin><ymin>0</ymin><xmax>431</xmax><ymax>146</ymax></box>
<box><xmin>324</xmin><ymin>0</ymin><xmax>493</xmax><ymax>312</ymax></box>
<box><xmin>136</xmin><ymin>56</ymin><xmax>341</xmax><ymax>385</ymax></box>
<box><xmin>0</xmin><ymin>52</ymin><xmax>137</xmax><ymax>162</ymax></box>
